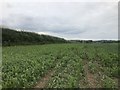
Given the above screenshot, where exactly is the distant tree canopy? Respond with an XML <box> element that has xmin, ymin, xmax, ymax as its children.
<box><xmin>68</xmin><ymin>40</ymin><xmax>119</xmax><ymax>43</ymax></box>
<box><xmin>1</xmin><ymin>27</ymin><xmax>119</xmax><ymax>46</ymax></box>
<box><xmin>2</xmin><ymin>28</ymin><xmax>67</xmax><ymax>46</ymax></box>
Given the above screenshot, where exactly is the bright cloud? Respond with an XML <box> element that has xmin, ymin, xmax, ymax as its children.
<box><xmin>0</xmin><ymin>0</ymin><xmax>118</xmax><ymax>40</ymax></box>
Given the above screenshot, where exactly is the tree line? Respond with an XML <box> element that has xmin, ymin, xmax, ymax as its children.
<box><xmin>2</xmin><ymin>28</ymin><xmax>67</xmax><ymax>46</ymax></box>
<box><xmin>1</xmin><ymin>27</ymin><xmax>119</xmax><ymax>46</ymax></box>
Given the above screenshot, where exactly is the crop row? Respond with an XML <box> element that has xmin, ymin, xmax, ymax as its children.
<box><xmin>2</xmin><ymin>43</ymin><xmax>119</xmax><ymax>88</ymax></box>
<box><xmin>46</xmin><ymin>50</ymin><xmax>84</xmax><ymax>88</ymax></box>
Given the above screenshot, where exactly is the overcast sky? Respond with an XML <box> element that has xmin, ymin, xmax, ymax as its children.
<box><xmin>0</xmin><ymin>0</ymin><xmax>118</xmax><ymax>40</ymax></box>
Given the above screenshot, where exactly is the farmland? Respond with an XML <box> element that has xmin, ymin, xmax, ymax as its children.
<box><xmin>2</xmin><ymin>43</ymin><xmax>119</xmax><ymax>88</ymax></box>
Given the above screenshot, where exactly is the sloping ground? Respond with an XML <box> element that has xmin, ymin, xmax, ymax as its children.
<box><xmin>2</xmin><ymin>27</ymin><xmax>66</xmax><ymax>46</ymax></box>
<box><xmin>2</xmin><ymin>43</ymin><xmax>118</xmax><ymax>88</ymax></box>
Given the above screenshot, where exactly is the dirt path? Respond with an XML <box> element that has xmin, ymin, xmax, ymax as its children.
<box><xmin>83</xmin><ymin>63</ymin><xmax>97</xmax><ymax>88</ymax></box>
<box><xmin>80</xmin><ymin>47</ymin><xmax>98</xmax><ymax>88</ymax></box>
<box><xmin>34</xmin><ymin>70</ymin><xmax>54</xmax><ymax>88</ymax></box>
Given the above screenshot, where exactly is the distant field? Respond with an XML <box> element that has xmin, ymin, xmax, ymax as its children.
<box><xmin>2</xmin><ymin>43</ymin><xmax>119</xmax><ymax>88</ymax></box>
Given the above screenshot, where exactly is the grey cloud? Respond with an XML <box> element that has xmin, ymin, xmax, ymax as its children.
<box><xmin>1</xmin><ymin>2</ymin><xmax>118</xmax><ymax>40</ymax></box>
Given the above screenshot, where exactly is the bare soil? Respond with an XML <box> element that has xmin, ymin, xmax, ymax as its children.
<box><xmin>83</xmin><ymin>63</ymin><xmax>97</xmax><ymax>88</ymax></box>
<box><xmin>34</xmin><ymin>70</ymin><xmax>54</xmax><ymax>88</ymax></box>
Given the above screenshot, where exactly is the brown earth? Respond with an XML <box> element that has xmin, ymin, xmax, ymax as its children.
<box><xmin>34</xmin><ymin>70</ymin><xmax>54</xmax><ymax>88</ymax></box>
<box><xmin>83</xmin><ymin>62</ymin><xmax>97</xmax><ymax>88</ymax></box>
